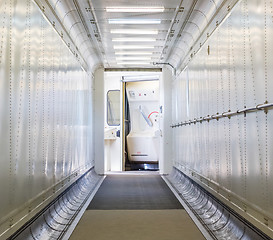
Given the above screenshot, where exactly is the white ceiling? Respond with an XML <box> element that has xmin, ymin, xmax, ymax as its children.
<box><xmin>45</xmin><ymin>0</ymin><xmax>225</xmax><ymax>70</ymax></box>
<box><xmin>90</xmin><ymin>0</ymin><xmax>179</xmax><ymax>68</ymax></box>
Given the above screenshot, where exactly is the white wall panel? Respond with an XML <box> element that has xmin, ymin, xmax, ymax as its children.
<box><xmin>172</xmin><ymin>0</ymin><xmax>273</xmax><ymax>236</ymax></box>
<box><xmin>0</xmin><ymin>0</ymin><xmax>94</xmax><ymax>237</ymax></box>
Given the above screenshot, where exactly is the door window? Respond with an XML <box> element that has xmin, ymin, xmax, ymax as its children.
<box><xmin>107</xmin><ymin>90</ymin><xmax>120</xmax><ymax>126</ymax></box>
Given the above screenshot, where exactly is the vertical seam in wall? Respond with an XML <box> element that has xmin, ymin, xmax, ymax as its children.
<box><xmin>59</xmin><ymin>42</ymin><xmax>63</xmax><ymax>181</ymax></box>
<box><xmin>231</xmin><ymin>1</ymin><xmax>241</xmax><ymax>203</ymax></box>
<box><xmin>264</xmin><ymin>0</ymin><xmax>269</xmax><ymax>213</ymax></box>
<box><xmin>219</xmin><ymin>24</ymin><xmax>229</xmax><ymax>191</ymax></box>
<box><xmin>264</xmin><ymin>0</ymin><xmax>268</xmax><ymax>102</ymax></box>
<box><xmin>66</xmin><ymin>52</ymin><xmax>69</xmax><ymax>176</ymax></box>
<box><xmin>197</xmin><ymin>124</ymin><xmax>201</xmax><ymax>174</ymax></box>
<box><xmin>216</xmin><ymin>28</ymin><xmax>220</xmax><ymax>186</ymax></box>
<box><xmin>68</xmin><ymin>53</ymin><xmax>72</xmax><ymax>175</ymax></box>
<box><xmin>27</xmin><ymin>0</ymin><xmax>32</xmax><ymax>210</ymax></box>
<box><xmin>242</xmin><ymin>0</ymin><xmax>247</xmax><ymax>201</ymax></box>
<box><xmin>207</xmin><ymin>49</ymin><xmax>211</xmax><ymax>180</ymax></box>
<box><xmin>52</xmin><ymin>25</ymin><xmax>56</xmax><ymax>187</ymax></box>
<box><xmin>49</xmin><ymin>26</ymin><xmax>53</xmax><ymax>189</ymax></box>
<box><xmin>8</xmin><ymin>0</ymin><xmax>13</xmax><ymax>226</ymax></box>
<box><xmin>42</xmin><ymin>15</ymin><xmax>46</xmax><ymax>200</ymax></box>
<box><xmin>227</xmin><ymin>17</ymin><xmax>232</xmax><ymax>192</ymax></box>
<box><xmin>62</xmin><ymin>49</ymin><xmax>67</xmax><ymax>179</ymax></box>
<box><xmin>246</xmin><ymin>0</ymin><xmax>265</xmax><ymax>210</ymax></box>
<box><xmin>34</xmin><ymin>0</ymin><xmax>40</xmax><ymax>204</ymax></box>
<box><xmin>45</xmin><ymin>24</ymin><xmax>49</xmax><ymax>190</ymax></box>
<box><xmin>0</xmin><ymin>1</ymin><xmax>6</xmax><ymax>64</ymax></box>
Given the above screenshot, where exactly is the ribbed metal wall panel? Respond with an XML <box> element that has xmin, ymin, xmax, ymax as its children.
<box><xmin>0</xmin><ymin>0</ymin><xmax>94</xmax><ymax>238</ymax></box>
<box><xmin>172</xmin><ymin>0</ymin><xmax>273</xmax><ymax>237</ymax></box>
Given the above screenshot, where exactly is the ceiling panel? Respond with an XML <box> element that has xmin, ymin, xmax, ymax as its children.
<box><xmin>43</xmin><ymin>0</ymin><xmax>232</xmax><ymax>70</ymax></box>
<box><xmin>89</xmin><ymin>0</ymin><xmax>180</xmax><ymax>68</ymax></box>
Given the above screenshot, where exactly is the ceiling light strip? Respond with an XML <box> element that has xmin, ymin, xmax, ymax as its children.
<box><xmin>109</xmin><ymin>19</ymin><xmax>161</xmax><ymax>24</ymax></box>
<box><xmin>117</xmin><ymin>62</ymin><xmax>151</xmax><ymax>65</ymax></box>
<box><xmin>114</xmin><ymin>45</ymin><xmax>155</xmax><ymax>49</ymax></box>
<box><xmin>112</xmin><ymin>38</ymin><xmax>156</xmax><ymax>42</ymax></box>
<box><xmin>116</xmin><ymin>57</ymin><xmax>152</xmax><ymax>61</ymax></box>
<box><xmin>115</xmin><ymin>51</ymin><xmax>154</xmax><ymax>55</ymax></box>
<box><xmin>111</xmin><ymin>29</ymin><xmax>158</xmax><ymax>35</ymax></box>
<box><xmin>106</xmin><ymin>7</ymin><xmax>165</xmax><ymax>13</ymax></box>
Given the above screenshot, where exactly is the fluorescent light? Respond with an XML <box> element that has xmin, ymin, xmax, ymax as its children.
<box><xmin>116</xmin><ymin>57</ymin><xmax>152</xmax><ymax>61</ymax></box>
<box><xmin>111</xmin><ymin>29</ymin><xmax>158</xmax><ymax>35</ymax></box>
<box><xmin>114</xmin><ymin>45</ymin><xmax>154</xmax><ymax>49</ymax></box>
<box><xmin>122</xmin><ymin>75</ymin><xmax>160</xmax><ymax>82</ymax></box>
<box><xmin>112</xmin><ymin>38</ymin><xmax>156</xmax><ymax>42</ymax></box>
<box><xmin>106</xmin><ymin>7</ymin><xmax>164</xmax><ymax>13</ymax></box>
<box><xmin>117</xmin><ymin>62</ymin><xmax>151</xmax><ymax>65</ymax></box>
<box><xmin>109</xmin><ymin>19</ymin><xmax>161</xmax><ymax>24</ymax></box>
<box><xmin>115</xmin><ymin>51</ymin><xmax>154</xmax><ymax>55</ymax></box>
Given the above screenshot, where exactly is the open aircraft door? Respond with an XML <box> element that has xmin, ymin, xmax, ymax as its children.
<box><xmin>122</xmin><ymin>75</ymin><xmax>160</xmax><ymax>171</ymax></box>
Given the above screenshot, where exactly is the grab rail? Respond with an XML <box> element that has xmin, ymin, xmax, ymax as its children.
<box><xmin>139</xmin><ymin>105</ymin><xmax>153</xmax><ymax>127</ymax></box>
<box><xmin>171</xmin><ymin>101</ymin><xmax>273</xmax><ymax>128</ymax></box>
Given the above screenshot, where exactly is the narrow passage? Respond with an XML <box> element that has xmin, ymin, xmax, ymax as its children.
<box><xmin>70</xmin><ymin>174</ymin><xmax>205</xmax><ymax>240</ymax></box>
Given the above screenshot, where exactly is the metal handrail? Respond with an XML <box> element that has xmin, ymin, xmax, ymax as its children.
<box><xmin>256</xmin><ymin>102</ymin><xmax>273</xmax><ymax>110</ymax></box>
<box><xmin>222</xmin><ymin>110</ymin><xmax>237</xmax><ymax>118</ymax></box>
<box><xmin>237</xmin><ymin>106</ymin><xmax>257</xmax><ymax>114</ymax></box>
<box><xmin>171</xmin><ymin>101</ymin><xmax>273</xmax><ymax>128</ymax></box>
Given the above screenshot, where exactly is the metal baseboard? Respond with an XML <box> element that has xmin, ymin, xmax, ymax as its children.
<box><xmin>7</xmin><ymin>168</ymin><xmax>104</xmax><ymax>240</ymax></box>
<box><xmin>165</xmin><ymin>167</ymin><xmax>272</xmax><ymax>240</ymax></box>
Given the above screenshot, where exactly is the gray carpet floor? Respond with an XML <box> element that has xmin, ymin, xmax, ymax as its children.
<box><xmin>69</xmin><ymin>210</ymin><xmax>205</xmax><ymax>240</ymax></box>
<box><xmin>87</xmin><ymin>175</ymin><xmax>183</xmax><ymax>210</ymax></box>
<box><xmin>70</xmin><ymin>174</ymin><xmax>205</xmax><ymax>240</ymax></box>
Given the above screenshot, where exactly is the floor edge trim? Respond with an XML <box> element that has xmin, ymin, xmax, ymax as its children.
<box><xmin>61</xmin><ymin>175</ymin><xmax>106</xmax><ymax>240</ymax></box>
<box><xmin>161</xmin><ymin>175</ymin><xmax>214</xmax><ymax>240</ymax></box>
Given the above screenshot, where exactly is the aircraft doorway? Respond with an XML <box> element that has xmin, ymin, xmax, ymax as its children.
<box><xmin>124</xmin><ymin>80</ymin><xmax>160</xmax><ymax>171</ymax></box>
<box><xmin>104</xmin><ymin>71</ymin><xmax>161</xmax><ymax>172</ymax></box>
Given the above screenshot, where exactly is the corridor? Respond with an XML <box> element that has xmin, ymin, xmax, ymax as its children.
<box><xmin>70</xmin><ymin>174</ymin><xmax>205</xmax><ymax>240</ymax></box>
<box><xmin>1</xmin><ymin>0</ymin><xmax>273</xmax><ymax>239</ymax></box>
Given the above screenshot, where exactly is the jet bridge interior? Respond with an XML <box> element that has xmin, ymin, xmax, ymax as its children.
<box><xmin>0</xmin><ymin>0</ymin><xmax>273</xmax><ymax>239</ymax></box>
